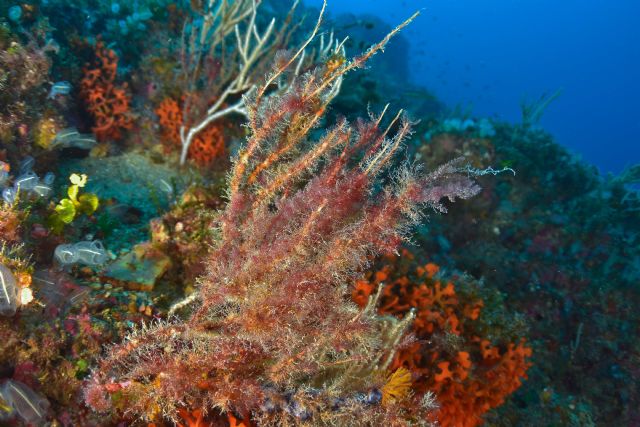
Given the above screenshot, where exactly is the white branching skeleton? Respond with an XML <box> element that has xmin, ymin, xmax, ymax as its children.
<box><xmin>178</xmin><ymin>0</ymin><xmax>345</xmax><ymax>165</ymax></box>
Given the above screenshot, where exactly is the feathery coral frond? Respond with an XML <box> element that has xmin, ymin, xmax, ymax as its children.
<box><xmin>87</xmin><ymin>7</ymin><xmax>480</xmax><ymax>426</ymax></box>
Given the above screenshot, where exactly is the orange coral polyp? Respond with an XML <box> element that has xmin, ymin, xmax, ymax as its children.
<box><xmin>425</xmin><ymin>262</ymin><xmax>440</xmax><ymax>278</ymax></box>
<box><xmin>155</xmin><ymin>97</ymin><xmax>226</xmax><ymax>166</ymax></box>
<box><xmin>227</xmin><ymin>413</ymin><xmax>250</xmax><ymax>427</ymax></box>
<box><xmin>156</xmin><ymin>98</ymin><xmax>182</xmax><ymax>145</ymax></box>
<box><xmin>189</xmin><ymin>124</ymin><xmax>225</xmax><ymax>167</ymax></box>
<box><xmin>80</xmin><ymin>41</ymin><xmax>133</xmax><ymax>142</ymax></box>
<box><xmin>434</xmin><ymin>361</ymin><xmax>453</xmax><ymax>382</ymax></box>
<box><xmin>354</xmin><ymin>259</ymin><xmax>532</xmax><ymax>427</ymax></box>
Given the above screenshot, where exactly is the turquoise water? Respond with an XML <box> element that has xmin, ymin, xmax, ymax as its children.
<box><xmin>308</xmin><ymin>0</ymin><xmax>640</xmax><ymax>174</ymax></box>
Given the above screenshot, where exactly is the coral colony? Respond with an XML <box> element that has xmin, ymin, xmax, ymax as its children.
<box><xmin>0</xmin><ymin>0</ymin><xmax>637</xmax><ymax>426</ymax></box>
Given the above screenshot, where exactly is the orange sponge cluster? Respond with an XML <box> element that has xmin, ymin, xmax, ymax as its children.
<box><xmin>155</xmin><ymin>97</ymin><xmax>225</xmax><ymax>166</ymax></box>
<box><xmin>80</xmin><ymin>41</ymin><xmax>133</xmax><ymax>142</ymax></box>
<box><xmin>156</xmin><ymin>98</ymin><xmax>182</xmax><ymax>146</ymax></box>
<box><xmin>353</xmin><ymin>253</ymin><xmax>532</xmax><ymax>427</ymax></box>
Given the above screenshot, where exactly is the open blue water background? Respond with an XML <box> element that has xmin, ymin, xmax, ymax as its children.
<box><xmin>307</xmin><ymin>0</ymin><xmax>640</xmax><ymax>174</ymax></box>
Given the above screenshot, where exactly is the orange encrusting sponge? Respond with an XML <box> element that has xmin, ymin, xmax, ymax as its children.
<box><xmin>80</xmin><ymin>41</ymin><xmax>133</xmax><ymax>142</ymax></box>
<box><xmin>353</xmin><ymin>255</ymin><xmax>532</xmax><ymax>427</ymax></box>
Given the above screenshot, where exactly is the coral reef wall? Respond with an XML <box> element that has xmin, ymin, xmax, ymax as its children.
<box><xmin>0</xmin><ymin>0</ymin><xmax>636</xmax><ymax>426</ymax></box>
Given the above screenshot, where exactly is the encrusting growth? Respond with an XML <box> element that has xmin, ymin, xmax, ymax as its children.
<box><xmin>80</xmin><ymin>41</ymin><xmax>133</xmax><ymax>142</ymax></box>
<box><xmin>354</xmin><ymin>256</ymin><xmax>532</xmax><ymax>427</ymax></box>
<box><xmin>85</xmin><ymin>4</ymin><xmax>481</xmax><ymax>425</ymax></box>
<box><xmin>156</xmin><ymin>97</ymin><xmax>227</xmax><ymax>166</ymax></box>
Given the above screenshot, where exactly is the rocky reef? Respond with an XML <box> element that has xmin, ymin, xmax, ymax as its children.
<box><xmin>0</xmin><ymin>1</ymin><xmax>636</xmax><ymax>426</ymax></box>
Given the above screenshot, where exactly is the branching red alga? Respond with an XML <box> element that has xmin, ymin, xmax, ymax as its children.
<box><xmin>85</xmin><ymin>8</ymin><xmax>480</xmax><ymax>426</ymax></box>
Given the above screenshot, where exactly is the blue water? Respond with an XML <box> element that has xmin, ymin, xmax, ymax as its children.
<box><xmin>308</xmin><ymin>0</ymin><xmax>640</xmax><ymax>174</ymax></box>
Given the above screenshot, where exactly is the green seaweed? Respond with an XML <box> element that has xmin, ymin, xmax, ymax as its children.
<box><xmin>48</xmin><ymin>173</ymin><xmax>100</xmax><ymax>234</ymax></box>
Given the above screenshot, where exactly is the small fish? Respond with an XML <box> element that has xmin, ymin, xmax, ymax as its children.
<box><xmin>53</xmin><ymin>128</ymin><xmax>80</xmax><ymax>140</ymax></box>
<box><xmin>50</xmin><ymin>128</ymin><xmax>97</xmax><ymax>150</ymax></box>
<box><xmin>70</xmin><ymin>136</ymin><xmax>98</xmax><ymax>150</ymax></box>
<box><xmin>158</xmin><ymin>179</ymin><xmax>174</xmax><ymax>195</ymax></box>
<box><xmin>48</xmin><ymin>81</ymin><xmax>72</xmax><ymax>99</ymax></box>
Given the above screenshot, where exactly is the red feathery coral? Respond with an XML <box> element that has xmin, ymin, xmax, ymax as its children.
<box><xmin>354</xmin><ymin>255</ymin><xmax>532</xmax><ymax>427</ymax></box>
<box><xmin>86</xmin><ymin>12</ymin><xmax>481</xmax><ymax>426</ymax></box>
<box><xmin>80</xmin><ymin>41</ymin><xmax>133</xmax><ymax>142</ymax></box>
